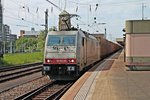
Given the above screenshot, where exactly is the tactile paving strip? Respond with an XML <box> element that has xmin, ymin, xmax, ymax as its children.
<box><xmin>74</xmin><ymin>52</ymin><xmax>118</xmax><ymax>100</ymax></box>
<box><xmin>74</xmin><ymin>62</ymin><xmax>105</xmax><ymax>100</ymax></box>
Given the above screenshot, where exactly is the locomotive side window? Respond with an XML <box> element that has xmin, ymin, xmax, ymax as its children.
<box><xmin>47</xmin><ymin>36</ymin><xmax>61</xmax><ymax>46</ymax></box>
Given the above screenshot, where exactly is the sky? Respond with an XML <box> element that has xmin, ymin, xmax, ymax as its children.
<box><xmin>2</xmin><ymin>0</ymin><xmax>150</xmax><ymax>41</ymax></box>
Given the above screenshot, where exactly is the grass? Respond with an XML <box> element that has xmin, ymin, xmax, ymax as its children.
<box><xmin>0</xmin><ymin>52</ymin><xmax>43</xmax><ymax>67</ymax></box>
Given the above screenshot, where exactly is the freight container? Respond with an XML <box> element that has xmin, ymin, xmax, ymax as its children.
<box><xmin>92</xmin><ymin>34</ymin><xmax>120</xmax><ymax>59</ymax></box>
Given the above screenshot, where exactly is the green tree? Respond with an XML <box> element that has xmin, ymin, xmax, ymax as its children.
<box><xmin>15</xmin><ymin>30</ymin><xmax>47</xmax><ymax>52</ymax></box>
<box><xmin>16</xmin><ymin>37</ymin><xmax>25</xmax><ymax>52</ymax></box>
<box><xmin>16</xmin><ymin>37</ymin><xmax>38</xmax><ymax>52</ymax></box>
<box><xmin>37</xmin><ymin>31</ymin><xmax>46</xmax><ymax>51</ymax></box>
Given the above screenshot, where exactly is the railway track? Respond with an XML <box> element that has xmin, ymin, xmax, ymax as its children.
<box><xmin>0</xmin><ymin>62</ymin><xmax>42</xmax><ymax>72</ymax></box>
<box><xmin>15</xmin><ymin>81</ymin><xmax>73</xmax><ymax>100</ymax></box>
<box><xmin>0</xmin><ymin>63</ymin><xmax>42</xmax><ymax>83</ymax></box>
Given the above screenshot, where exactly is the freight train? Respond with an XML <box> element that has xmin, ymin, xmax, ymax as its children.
<box><xmin>42</xmin><ymin>30</ymin><xmax>121</xmax><ymax>80</ymax></box>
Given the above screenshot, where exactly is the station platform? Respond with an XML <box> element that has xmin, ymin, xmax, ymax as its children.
<box><xmin>61</xmin><ymin>50</ymin><xmax>150</xmax><ymax>100</ymax></box>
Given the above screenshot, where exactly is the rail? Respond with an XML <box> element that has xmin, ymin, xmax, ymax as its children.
<box><xmin>15</xmin><ymin>81</ymin><xmax>73</xmax><ymax>100</ymax></box>
<box><xmin>0</xmin><ymin>65</ymin><xmax>42</xmax><ymax>83</ymax></box>
<box><xmin>0</xmin><ymin>62</ymin><xmax>42</xmax><ymax>72</ymax></box>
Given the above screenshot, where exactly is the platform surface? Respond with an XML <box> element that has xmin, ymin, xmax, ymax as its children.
<box><xmin>61</xmin><ymin>50</ymin><xmax>150</xmax><ymax>100</ymax></box>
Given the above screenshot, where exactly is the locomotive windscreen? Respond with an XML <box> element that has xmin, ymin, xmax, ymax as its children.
<box><xmin>47</xmin><ymin>35</ymin><xmax>76</xmax><ymax>46</ymax></box>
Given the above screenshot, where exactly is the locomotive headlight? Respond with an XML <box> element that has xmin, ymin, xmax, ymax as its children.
<box><xmin>71</xmin><ymin>59</ymin><xmax>74</xmax><ymax>63</ymax></box>
<box><xmin>47</xmin><ymin>59</ymin><xmax>51</xmax><ymax>63</ymax></box>
<box><xmin>68</xmin><ymin>59</ymin><xmax>76</xmax><ymax>63</ymax></box>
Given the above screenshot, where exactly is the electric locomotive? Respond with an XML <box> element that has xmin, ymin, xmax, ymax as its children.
<box><xmin>42</xmin><ymin>10</ymin><xmax>121</xmax><ymax>80</ymax></box>
<box><xmin>42</xmin><ymin>30</ymin><xmax>100</xmax><ymax>80</ymax></box>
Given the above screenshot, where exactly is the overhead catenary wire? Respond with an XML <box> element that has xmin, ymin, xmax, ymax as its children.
<box><xmin>46</xmin><ymin>0</ymin><xmax>62</xmax><ymax>11</ymax></box>
<box><xmin>4</xmin><ymin>14</ymin><xmax>42</xmax><ymax>26</ymax></box>
<box><xmin>76</xmin><ymin>18</ymin><xmax>99</xmax><ymax>32</ymax></box>
<box><xmin>67</xmin><ymin>0</ymin><xmax>150</xmax><ymax>32</ymax></box>
<box><xmin>68</xmin><ymin>0</ymin><xmax>150</xmax><ymax>6</ymax></box>
<box><xmin>4</xmin><ymin>8</ymin><xmax>45</xmax><ymax>25</ymax></box>
<box><xmin>5</xmin><ymin>0</ymin><xmax>150</xmax><ymax>33</ymax></box>
<box><xmin>4</xmin><ymin>0</ymin><xmax>51</xmax><ymax>31</ymax></box>
<box><xmin>3</xmin><ymin>0</ymin><xmax>62</xmax><ymax>32</ymax></box>
<box><xmin>6</xmin><ymin>0</ymin><xmax>46</xmax><ymax>22</ymax></box>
